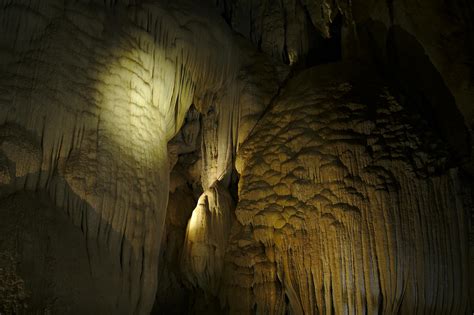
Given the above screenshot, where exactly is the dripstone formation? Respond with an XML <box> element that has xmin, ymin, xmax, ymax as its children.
<box><xmin>0</xmin><ymin>0</ymin><xmax>472</xmax><ymax>314</ymax></box>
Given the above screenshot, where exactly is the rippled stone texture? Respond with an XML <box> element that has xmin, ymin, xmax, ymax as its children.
<box><xmin>222</xmin><ymin>64</ymin><xmax>470</xmax><ymax>314</ymax></box>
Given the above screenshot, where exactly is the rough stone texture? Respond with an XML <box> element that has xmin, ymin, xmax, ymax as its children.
<box><xmin>352</xmin><ymin>0</ymin><xmax>474</xmax><ymax>129</ymax></box>
<box><xmin>0</xmin><ymin>1</ymin><xmax>241</xmax><ymax>313</ymax></box>
<box><xmin>213</xmin><ymin>0</ymin><xmax>350</xmax><ymax>65</ymax></box>
<box><xmin>0</xmin><ymin>251</ymin><xmax>28</xmax><ymax>314</ymax></box>
<box><xmin>0</xmin><ymin>0</ymin><xmax>472</xmax><ymax>313</ymax></box>
<box><xmin>176</xmin><ymin>38</ymin><xmax>287</xmax><ymax>307</ymax></box>
<box><xmin>0</xmin><ymin>192</ymin><xmax>119</xmax><ymax>314</ymax></box>
<box><xmin>213</xmin><ymin>0</ymin><xmax>474</xmax><ymax>168</ymax></box>
<box><xmin>351</xmin><ymin>0</ymin><xmax>474</xmax><ymax>177</ymax></box>
<box><xmin>221</xmin><ymin>64</ymin><xmax>470</xmax><ymax>314</ymax></box>
<box><xmin>154</xmin><ymin>45</ymin><xmax>287</xmax><ymax>312</ymax></box>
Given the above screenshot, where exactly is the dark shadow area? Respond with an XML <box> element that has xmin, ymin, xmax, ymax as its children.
<box><xmin>151</xmin><ymin>182</ymin><xmax>195</xmax><ymax>315</ymax></box>
<box><xmin>152</xmin><ymin>107</ymin><xmax>201</xmax><ymax>314</ymax></box>
<box><xmin>305</xmin><ymin>13</ymin><xmax>343</xmax><ymax>66</ymax></box>
<box><xmin>357</xmin><ymin>20</ymin><xmax>471</xmax><ymax>166</ymax></box>
<box><xmin>0</xmin><ymin>123</ymin><xmax>150</xmax><ymax>314</ymax></box>
<box><xmin>386</xmin><ymin>26</ymin><xmax>470</xmax><ymax>163</ymax></box>
<box><xmin>0</xmin><ymin>189</ymin><xmax>128</xmax><ymax>314</ymax></box>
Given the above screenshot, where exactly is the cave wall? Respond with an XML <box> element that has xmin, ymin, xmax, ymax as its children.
<box><xmin>0</xmin><ymin>192</ymin><xmax>120</xmax><ymax>313</ymax></box>
<box><xmin>221</xmin><ymin>64</ymin><xmax>470</xmax><ymax>314</ymax></box>
<box><xmin>212</xmin><ymin>0</ymin><xmax>474</xmax><ymax>166</ymax></box>
<box><xmin>0</xmin><ymin>0</ymin><xmax>472</xmax><ymax>314</ymax></box>
<box><xmin>0</xmin><ymin>0</ymin><xmax>242</xmax><ymax>313</ymax></box>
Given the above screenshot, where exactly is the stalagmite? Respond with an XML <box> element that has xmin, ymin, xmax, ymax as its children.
<box><xmin>182</xmin><ymin>181</ymin><xmax>234</xmax><ymax>294</ymax></box>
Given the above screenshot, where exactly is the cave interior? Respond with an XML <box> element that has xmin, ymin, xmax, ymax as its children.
<box><xmin>0</xmin><ymin>0</ymin><xmax>473</xmax><ymax>314</ymax></box>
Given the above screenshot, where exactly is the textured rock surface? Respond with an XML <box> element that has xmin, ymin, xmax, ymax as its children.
<box><xmin>0</xmin><ymin>192</ymin><xmax>120</xmax><ymax>314</ymax></box>
<box><xmin>0</xmin><ymin>0</ymin><xmax>472</xmax><ymax>313</ymax></box>
<box><xmin>0</xmin><ymin>251</ymin><xmax>28</xmax><ymax>314</ymax></box>
<box><xmin>221</xmin><ymin>64</ymin><xmax>470</xmax><ymax>314</ymax></box>
<box><xmin>213</xmin><ymin>0</ymin><xmax>474</xmax><ymax>168</ymax></box>
<box><xmin>0</xmin><ymin>0</ymin><xmax>241</xmax><ymax>313</ymax></box>
<box><xmin>352</xmin><ymin>0</ymin><xmax>474</xmax><ymax>128</ymax></box>
<box><xmin>214</xmin><ymin>0</ymin><xmax>349</xmax><ymax>65</ymax></box>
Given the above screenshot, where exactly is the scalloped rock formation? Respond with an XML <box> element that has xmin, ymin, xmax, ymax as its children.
<box><xmin>222</xmin><ymin>64</ymin><xmax>470</xmax><ymax>314</ymax></box>
<box><xmin>0</xmin><ymin>0</ymin><xmax>472</xmax><ymax>314</ymax></box>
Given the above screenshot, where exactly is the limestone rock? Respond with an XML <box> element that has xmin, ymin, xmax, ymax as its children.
<box><xmin>0</xmin><ymin>1</ymin><xmax>241</xmax><ymax>312</ymax></box>
<box><xmin>222</xmin><ymin>63</ymin><xmax>470</xmax><ymax>314</ymax></box>
<box><xmin>0</xmin><ymin>0</ymin><xmax>472</xmax><ymax>313</ymax></box>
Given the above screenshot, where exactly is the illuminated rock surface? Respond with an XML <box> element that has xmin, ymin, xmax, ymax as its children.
<box><xmin>0</xmin><ymin>0</ymin><xmax>472</xmax><ymax>314</ymax></box>
<box><xmin>0</xmin><ymin>1</ymin><xmax>241</xmax><ymax>313</ymax></box>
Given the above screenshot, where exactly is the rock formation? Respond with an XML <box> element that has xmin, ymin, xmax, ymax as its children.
<box><xmin>224</xmin><ymin>64</ymin><xmax>469</xmax><ymax>314</ymax></box>
<box><xmin>0</xmin><ymin>0</ymin><xmax>472</xmax><ymax>314</ymax></box>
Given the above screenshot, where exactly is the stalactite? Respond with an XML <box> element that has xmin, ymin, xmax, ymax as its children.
<box><xmin>181</xmin><ymin>181</ymin><xmax>234</xmax><ymax>295</ymax></box>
